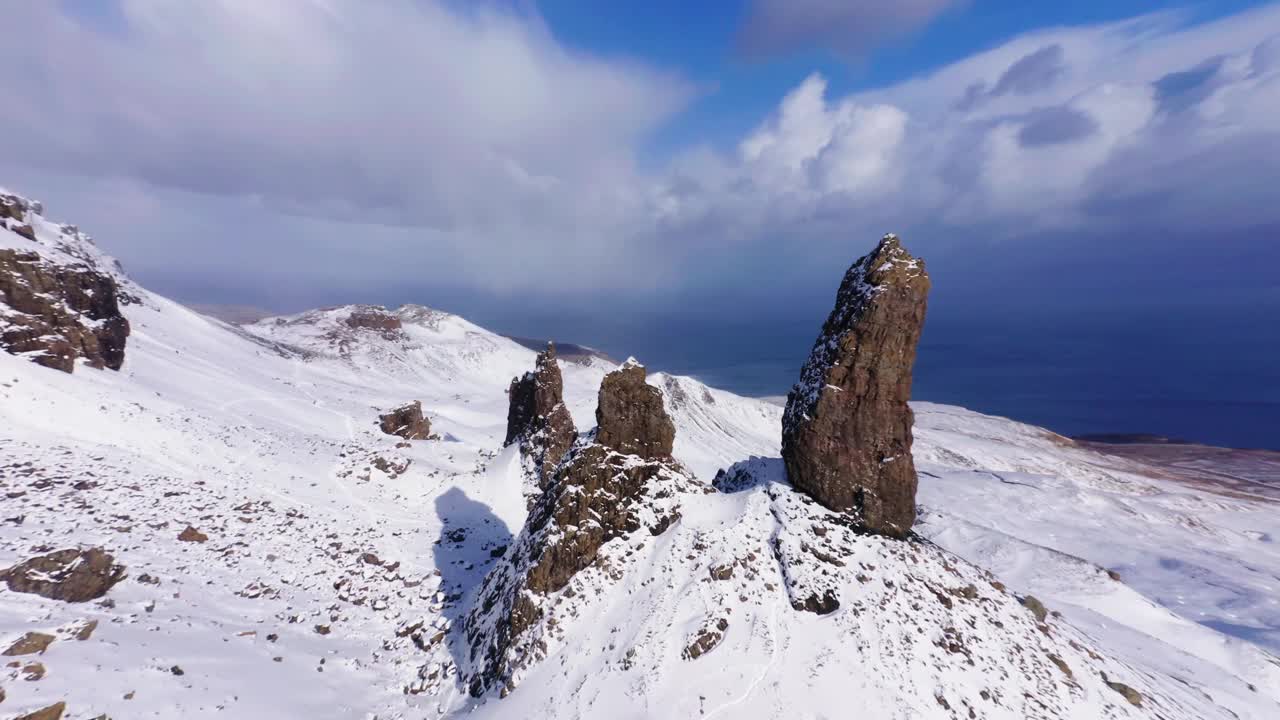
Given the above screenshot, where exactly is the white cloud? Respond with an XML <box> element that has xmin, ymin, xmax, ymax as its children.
<box><xmin>2</xmin><ymin>2</ymin><xmax>1279</xmax><ymax>304</ymax></box>
<box><xmin>0</xmin><ymin>0</ymin><xmax>692</xmax><ymax>290</ymax></box>
<box><xmin>740</xmin><ymin>75</ymin><xmax>908</xmax><ymax>196</ymax></box>
<box><xmin>660</xmin><ymin>6</ymin><xmax>1280</xmax><ymax>241</ymax></box>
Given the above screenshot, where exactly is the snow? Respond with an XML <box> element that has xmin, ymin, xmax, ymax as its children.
<box><xmin>0</xmin><ymin>194</ymin><xmax>1277</xmax><ymax>718</ymax></box>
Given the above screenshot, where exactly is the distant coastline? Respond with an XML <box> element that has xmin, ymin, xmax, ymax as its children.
<box><xmin>1071</xmin><ymin>433</ymin><xmax>1194</xmax><ymax>446</ymax></box>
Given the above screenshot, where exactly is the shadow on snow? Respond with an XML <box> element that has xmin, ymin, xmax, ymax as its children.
<box><xmin>432</xmin><ymin>487</ymin><xmax>513</xmax><ymax>680</ymax></box>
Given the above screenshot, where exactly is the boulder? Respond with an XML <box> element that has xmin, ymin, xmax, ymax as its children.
<box><xmin>2</xmin><ymin>632</ymin><xmax>56</xmax><ymax>656</ymax></box>
<box><xmin>781</xmin><ymin>234</ymin><xmax>931</xmax><ymax>538</ymax></box>
<box><xmin>13</xmin><ymin>702</ymin><xmax>66</xmax><ymax>720</ymax></box>
<box><xmin>682</xmin><ymin>618</ymin><xmax>729</xmax><ymax>660</ymax></box>
<box><xmin>595</xmin><ymin>358</ymin><xmax>675</xmax><ymax>460</ymax></box>
<box><xmin>0</xmin><ymin>548</ymin><xmax>126</xmax><ymax>602</ymax></box>
<box><xmin>1102</xmin><ymin>673</ymin><xmax>1144</xmax><ymax>707</ymax></box>
<box><xmin>378</xmin><ymin>401</ymin><xmax>431</xmax><ymax>440</ymax></box>
<box><xmin>0</xmin><ymin>193</ymin><xmax>30</xmax><ymax>223</ymax></box>
<box><xmin>504</xmin><ymin>343</ymin><xmax>577</xmax><ymax>489</ymax></box>
<box><xmin>0</xmin><ymin>249</ymin><xmax>131</xmax><ymax>373</ymax></box>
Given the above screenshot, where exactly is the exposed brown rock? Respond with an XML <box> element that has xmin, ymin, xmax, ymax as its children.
<box><xmin>682</xmin><ymin>618</ymin><xmax>729</xmax><ymax>660</ymax></box>
<box><xmin>793</xmin><ymin>588</ymin><xmax>841</xmax><ymax>615</ymax></box>
<box><xmin>781</xmin><ymin>234</ymin><xmax>931</xmax><ymax>538</ymax></box>
<box><xmin>0</xmin><ymin>193</ymin><xmax>26</xmax><ymax>222</ymax></box>
<box><xmin>504</xmin><ymin>343</ymin><xmax>577</xmax><ymax>490</ymax></box>
<box><xmin>465</xmin><ymin>362</ymin><xmax>688</xmax><ymax>697</ymax></box>
<box><xmin>1102</xmin><ymin>672</ymin><xmax>1144</xmax><ymax>706</ymax></box>
<box><xmin>72</xmin><ymin>620</ymin><xmax>98</xmax><ymax>641</ymax></box>
<box><xmin>370</xmin><ymin>455</ymin><xmax>410</xmax><ymax>477</ymax></box>
<box><xmin>1049</xmin><ymin>653</ymin><xmax>1074</xmax><ymax>679</ymax></box>
<box><xmin>0</xmin><ymin>194</ymin><xmax>36</xmax><ymax>242</ymax></box>
<box><xmin>521</xmin><ymin>445</ymin><xmax>681</xmax><ymax>596</ymax></box>
<box><xmin>595</xmin><ymin>359</ymin><xmax>675</xmax><ymax>460</ymax></box>
<box><xmin>378</xmin><ymin>401</ymin><xmax>431</xmax><ymax>440</ymax></box>
<box><xmin>345</xmin><ymin>307</ymin><xmax>402</xmax><ymax>336</ymax></box>
<box><xmin>0</xmin><ymin>548</ymin><xmax>125</xmax><ymax>603</ymax></box>
<box><xmin>2</xmin><ymin>633</ymin><xmax>55</xmax><ymax>657</ymax></box>
<box><xmin>177</xmin><ymin>526</ymin><xmax>208</xmax><ymax>543</ymax></box>
<box><xmin>0</xmin><ymin>249</ymin><xmax>131</xmax><ymax>373</ymax></box>
<box><xmin>1021</xmin><ymin>595</ymin><xmax>1049</xmax><ymax>623</ymax></box>
<box><xmin>13</xmin><ymin>701</ymin><xmax>65</xmax><ymax>720</ymax></box>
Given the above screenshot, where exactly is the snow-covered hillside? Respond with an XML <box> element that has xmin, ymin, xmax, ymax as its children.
<box><xmin>1</xmin><ymin>192</ymin><xmax>1278</xmax><ymax>719</ymax></box>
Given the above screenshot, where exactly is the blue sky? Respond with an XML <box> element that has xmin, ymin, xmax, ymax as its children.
<box><xmin>538</xmin><ymin>0</ymin><xmax>1275</xmax><ymax>156</ymax></box>
<box><xmin>7</xmin><ymin>1</ymin><xmax>1280</xmax><ymax>444</ymax></box>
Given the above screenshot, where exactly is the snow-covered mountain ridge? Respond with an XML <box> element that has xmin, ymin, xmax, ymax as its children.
<box><xmin>1</xmin><ymin>189</ymin><xmax>1277</xmax><ymax>719</ymax></box>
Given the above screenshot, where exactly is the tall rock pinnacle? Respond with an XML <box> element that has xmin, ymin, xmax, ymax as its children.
<box><xmin>781</xmin><ymin>234</ymin><xmax>931</xmax><ymax>539</ymax></box>
<box><xmin>505</xmin><ymin>343</ymin><xmax>577</xmax><ymax>490</ymax></box>
<box><xmin>466</xmin><ymin>358</ymin><xmax>689</xmax><ymax>696</ymax></box>
<box><xmin>595</xmin><ymin>357</ymin><xmax>675</xmax><ymax>460</ymax></box>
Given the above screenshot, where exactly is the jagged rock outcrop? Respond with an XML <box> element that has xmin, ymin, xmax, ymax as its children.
<box><xmin>781</xmin><ymin>234</ymin><xmax>930</xmax><ymax>539</ymax></box>
<box><xmin>346</xmin><ymin>306</ymin><xmax>403</xmax><ymax>336</ymax></box>
<box><xmin>463</xmin><ymin>360</ymin><xmax>693</xmax><ymax>697</ymax></box>
<box><xmin>0</xmin><ymin>548</ymin><xmax>126</xmax><ymax>602</ymax></box>
<box><xmin>1</xmin><ymin>192</ymin><xmax>38</xmax><ymax>240</ymax></box>
<box><xmin>378</xmin><ymin>401</ymin><xmax>431</xmax><ymax>440</ymax></box>
<box><xmin>504</xmin><ymin>343</ymin><xmax>577</xmax><ymax>491</ymax></box>
<box><xmin>595</xmin><ymin>358</ymin><xmax>675</xmax><ymax>460</ymax></box>
<box><xmin>0</xmin><ymin>248</ymin><xmax>131</xmax><ymax>373</ymax></box>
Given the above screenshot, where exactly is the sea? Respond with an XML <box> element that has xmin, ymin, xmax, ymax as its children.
<box><xmin>679</xmin><ymin>304</ymin><xmax>1280</xmax><ymax>452</ymax></box>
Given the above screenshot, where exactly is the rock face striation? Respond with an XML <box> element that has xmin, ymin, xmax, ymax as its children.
<box><xmin>781</xmin><ymin>234</ymin><xmax>930</xmax><ymax>539</ymax></box>
<box><xmin>465</xmin><ymin>359</ymin><xmax>693</xmax><ymax>696</ymax></box>
<box><xmin>0</xmin><ymin>248</ymin><xmax>131</xmax><ymax>373</ymax></box>
<box><xmin>504</xmin><ymin>343</ymin><xmax>577</xmax><ymax>491</ymax></box>
<box><xmin>595</xmin><ymin>357</ymin><xmax>676</xmax><ymax>460</ymax></box>
<box><xmin>378</xmin><ymin>401</ymin><xmax>431</xmax><ymax>440</ymax></box>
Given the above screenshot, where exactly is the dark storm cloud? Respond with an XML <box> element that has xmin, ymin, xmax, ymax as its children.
<box><xmin>1017</xmin><ymin>106</ymin><xmax>1100</xmax><ymax>147</ymax></box>
<box><xmin>1252</xmin><ymin>34</ymin><xmax>1280</xmax><ymax>74</ymax></box>
<box><xmin>736</xmin><ymin>0</ymin><xmax>958</xmax><ymax>58</ymax></box>
<box><xmin>993</xmin><ymin>44</ymin><xmax>1068</xmax><ymax>96</ymax></box>
<box><xmin>1154</xmin><ymin>56</ymin><xmax>1226</xmax><ymax>113</ymax></box>
<box><xmin>956</xmin><ymin>44</ymin><xmax>1067</xmax><ymax>110</ymax></box>
<box><xmin>0</xmin><ymin>1</ymin><xmax>693</xmax><ymax>293</ymax></box>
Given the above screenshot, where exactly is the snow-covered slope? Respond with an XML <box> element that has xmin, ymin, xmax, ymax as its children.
<box><xmin>1</xmin><ymin>190</ymin><xmax>1278</xmax><ymax>719</ymax></box>
<box><xmin>452</xmin><ymin>454</ymin><xmax>1250</xmax><ymax>719</ymax></box>
<box><xmin>913</xmin><ymin>404</ymin><xmax>1280</xmax><ymax>712</ymax></box>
